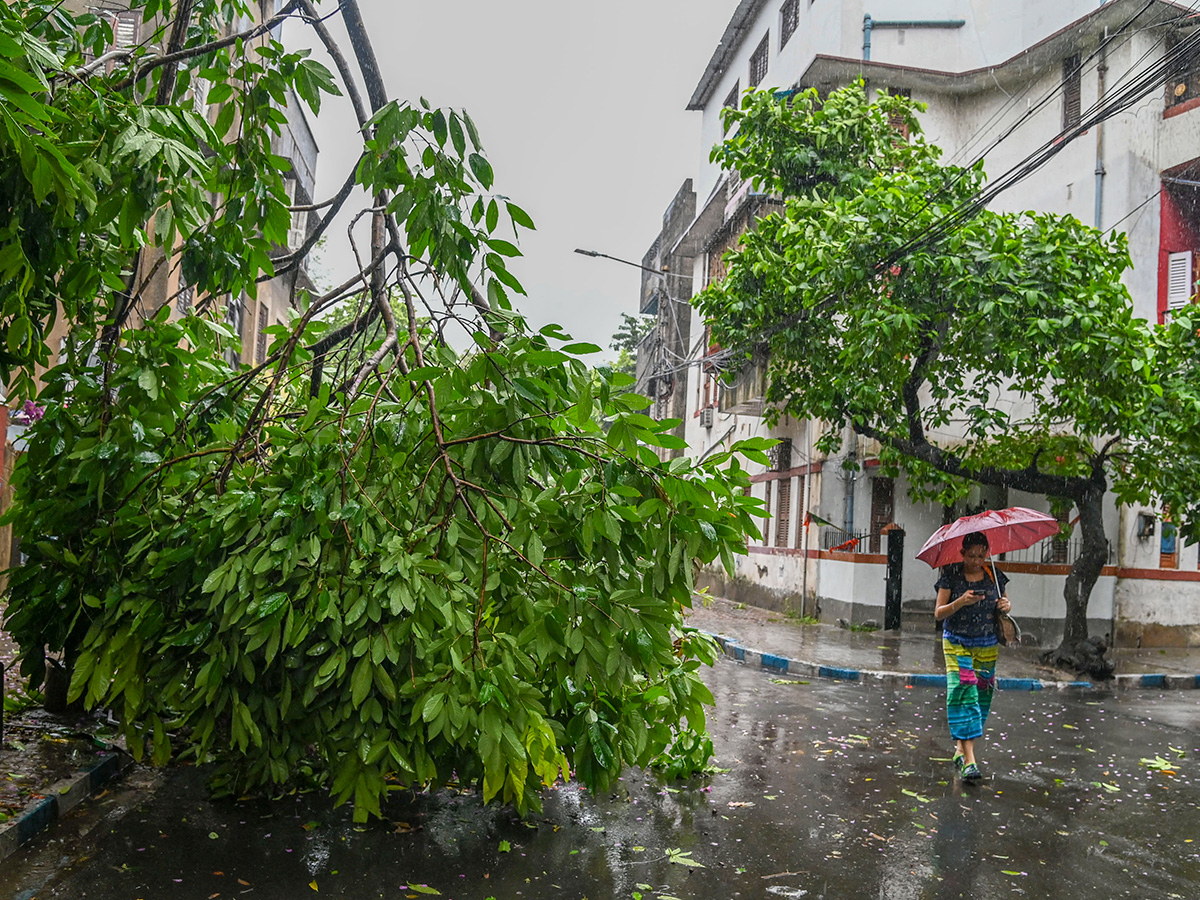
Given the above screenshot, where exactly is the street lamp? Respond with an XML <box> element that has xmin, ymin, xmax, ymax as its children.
<box><xmin>573</xmin><ymin>248</ymin><xmax>692</xmax><ymax>282</ymax></box>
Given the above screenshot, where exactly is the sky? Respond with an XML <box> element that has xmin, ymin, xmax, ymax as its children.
<box><xmin>297</xmin><ymin>0</ymin><xmax>734</xmax><ymax>356</ymax></box>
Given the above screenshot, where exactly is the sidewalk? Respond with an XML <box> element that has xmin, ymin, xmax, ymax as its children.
<box><xmin>686</xmin><ymin>596</ymin><xmax>1200</xmax><ymax>690</ymax></box>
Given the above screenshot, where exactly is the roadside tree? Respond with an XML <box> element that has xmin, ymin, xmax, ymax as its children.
<box><xmin>608</xmin><ymin>311</ymin><xmax>654</xmax><ymax>378</ymax></box>
<box><xmin>695</xmin><ymin>83</ymin><xmax>1200</xmax><ymax>675</ymax></box>
<box><xmin>0</xmin><ymin>0</ymin><xmax>761</xmax><ymax>818</ymax></box>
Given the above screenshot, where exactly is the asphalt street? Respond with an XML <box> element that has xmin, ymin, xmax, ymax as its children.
<box><xmin>3</xmin><ymin>658</ymin><xmax>1199</xmax><ymax>899</ymax></box>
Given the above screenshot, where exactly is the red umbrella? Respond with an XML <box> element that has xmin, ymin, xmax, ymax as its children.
<box><xmin>916</xmin><ymin>507</ymin><xmax>1060</xmax><ymax>569</ymax></box>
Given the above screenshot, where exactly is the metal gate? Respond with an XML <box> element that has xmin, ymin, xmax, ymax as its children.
<box><xmin>885</xmin><ymin>528</ymin><xmax>904</xmax><ymax>631</ymax></box>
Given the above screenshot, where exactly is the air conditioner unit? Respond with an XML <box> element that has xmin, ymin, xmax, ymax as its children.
<box><xmin>699</xmin><ymin>406</ymin><xmax>715</xmax><ymax>428</ymax></box>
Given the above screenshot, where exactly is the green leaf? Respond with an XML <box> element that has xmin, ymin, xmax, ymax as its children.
<box><xmin>506</xmin><ymin>202</ymin><xmax>535</xmax><ymax>230</ymax></box>
<box><xmin>351</xmin><ymin>656</ymin><xmax>372</xmax><ymax>707</ymax></box>
<box><xmin>468</xmin><ymin>153</ymin><xmax>494</xmax><ymax>188</ymax></box>
<box><xmin>6</xmin><ymin>317</ymin><xmax>31</xmax><ymax>356</ymax></box>
<box><xmin>448</xmin><ymin>114</ymin><xmax>466</xmax><ymax>156</ymax></box>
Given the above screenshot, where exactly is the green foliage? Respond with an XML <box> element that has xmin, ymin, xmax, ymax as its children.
<box><xmin>0</xmin><ymin>1</ymin><xmax>344</xmax><ymax>398</ymax></box>
<box><xmin>697</xmin><ymin>81</ymin><xmax>1200</xmax><ymax>537</ymax></box>
<box><xmin>607</xmin><ymin>312</ymin><xmax>654</xmax><ymax>378</ymax></box>
<box><xmin>4</xmin><ymin>315</ymin><xmax>758</xmax><ymax>819</ymax></box>
<box><xmin>0</xmin><ymin>0</ymin><xmax>763</xmax><ymax>821</ymax></box>
<box><xmin>650</xmin><ymin>728</ymin><xmax>717</xmax><ymax>781</ymax></box>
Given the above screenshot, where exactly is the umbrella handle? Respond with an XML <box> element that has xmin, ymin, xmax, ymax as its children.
<box><xmin>986</xmin><ymin>553</ymin><xmax>1004</xmax><ymax>594</ymax></box>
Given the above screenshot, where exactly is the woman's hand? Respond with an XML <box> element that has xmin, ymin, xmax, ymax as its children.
<box><xmin>958</xmin><ymin>590</ymin><xmax>982</xmax><ymax>607</ymax></box>
<box><xmin>997</xmin><ymin>596</ymin><xmax>1012</xmax><ymax>614</ymax></box>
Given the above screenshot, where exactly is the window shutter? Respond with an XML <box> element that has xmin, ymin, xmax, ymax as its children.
<box><xmin>1062</xmin><ymin>54</ymin><xmax>1081</xmax><ymax>130</ymax></box>
<box><xmin>775</xmin><ymin>477</ymin><xmax>792</xmax><ymax>548</ymax></box>
<box><xmin>763</xmin><ymin>479</ymin><xmax>772</xmax><ymax>536</ymax></box>
<box><xmin>256</xmin><ymin>302</ymin><xmax>270</xmax><ymax>364</ymax></box>
<box><xmin>869</xmin><ymin>477</ymin><xmax>895</xmax><ymax>554</ymax></box>
<box><xmin>285</xmin><ymin>179</ymin><xmax>308</xmax><ymax>251</ymax></box>
<box><xmin>1168</xmin><ymin>250</ymin><xmax>1194</xmax><ymax>310</ymax></box>
<box><xmin>113</xmin><ymin>10</ymin><xmax>139</xmax><ymax>50</ymax></box>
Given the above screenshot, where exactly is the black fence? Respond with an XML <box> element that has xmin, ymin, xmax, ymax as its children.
<box><xmin>814</xmin><ymin>529</ymin><xmax>1112</xmax><ymax>566</ymax></box>
<box><xmin>997</xmin><ymin>536</ymin><xmax>1114</xmax><ymax>566</ymax></box>
<box><xmin>818</xmin><ymin>527</ymin><xmax>873</xmax><ymax>551</ymax></box>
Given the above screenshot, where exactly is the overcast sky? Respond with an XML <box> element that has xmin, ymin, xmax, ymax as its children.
<box><xmin>300</xmin><ymin>0</ymin><xmax>733</xmax><ymax>355</ymax></box>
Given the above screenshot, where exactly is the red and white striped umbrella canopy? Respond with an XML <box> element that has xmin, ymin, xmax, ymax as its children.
<box><xmin>916</xmin><ymin>507</ymin><xmax>1060</xmax><ymax>569</ymax></box>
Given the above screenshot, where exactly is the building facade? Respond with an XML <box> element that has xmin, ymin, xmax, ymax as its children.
<box><xmin>639</xmin><ymin>0</ymin><xmax>1200</xmax><ymax>646</ymax></box>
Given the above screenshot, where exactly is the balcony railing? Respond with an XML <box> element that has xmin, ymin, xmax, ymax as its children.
<box><xmin>819</xmin><ymin>527</ymin><xmax>872</xmax><ymax>552</ymax></box>
<box><xmin>995</xmin><ymin>536</ymin><xmax>1114</xmax><ymax>566</ymax></box>
<box><xmin>813</xmin><ymin>530</ymin><xmax>1113</xmax><ymax>566</ymax></box>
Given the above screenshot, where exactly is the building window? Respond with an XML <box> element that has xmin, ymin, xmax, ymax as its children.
<box><xmin>285</xmin><ymin>178</ymin><xmax>309</xmax><ymax>251</ymax></box>
<box><xmin>1161</xmin><ymin>520</ymin><xmax>1178</xmax><ymax>569</ymax></box>
<box><xmin>763</xmin><ymin>479</ymin><xmax>772</xmax><ymax>533</ymax></box>
<box><xmin>775</xmin><ymin>476</ymin><xmax>792</xmax><ymax>548</ymax></box>
<box><xmin>1062</xmin><ymin>54</ymin><xmax>1082</xmax><ymax>130</ymax></box>
<box><xmin>256</xmin><ymin>302</ymin><xmax>270</xmax><ymax>364</ymax></box>
<box><xmin>749</xmin><ymin>33</ymin><xmax>770</xmax><ymax>88</ymax></box>
<box><xmin>108</xmin><ymin>9</ymin><xmax>139</xmax><ymax>51</ymax></box>
<box><xmin>723</xmin><ymin>80</ymin><xmax>740</xmax><ymax>111</ymax></box>
<box><xmin>225</xmin><ymin>294</ymin><xmax>245</xmax><ymax>367</ymax></box>
<box><xmin>869</xmin><ymin>476</ymin><xmax>894</xmax><ymax>554</ymax></box>
<box><xmin>769</xmin><ymin>437</ymin><xmax>792</xmax><ymax>472</ymax></box>
<box><xmin>1167</xmin><ymin>250</ymin><xmax>1195</xmax><ymax>314</ymax></box>
<box><xmin>1159</xmin><ymin>169</ymin><xmax>1200</xmax><ymax>322</ymax></box>
<box><xmin>176</xmin><ymin>284</ymin><xmax>194</xmax><ymax>316</ymax></box>
<box><xmin>780</xmin><ymin>0</ymin><xmax>799</xmax><ymax>49</ymax></box>
<box><xmin>888</xmin><ymin>87</ymin><xmax>912</xmax><ymax>140</ymax></box>
<box><xmin>1166</xmin><ymin>33</ymin><xmax>1200</xmax><ymax>110</ymax></box>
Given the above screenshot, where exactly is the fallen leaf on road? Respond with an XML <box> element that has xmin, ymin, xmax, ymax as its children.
<box><xmin>666</xmin><ymin>848</ymin><xmax>705</xmax><ymax>868</ymax></box>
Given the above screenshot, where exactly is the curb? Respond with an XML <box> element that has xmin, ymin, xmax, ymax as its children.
<box><xmin>700</xmin><ymin>632</ymin><xmax>1200</xmax><ymax>692</ymax></box>
<box><xmin>0</xmin><ymin>749</ymin><xmax>132</xmax><ymax>862</ymax></box>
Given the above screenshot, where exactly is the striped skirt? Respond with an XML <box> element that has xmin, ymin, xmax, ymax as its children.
<box><xmin>943</xmin><ymin>637</ymin><xmax>999</xmax><ymax>741</ymax></box>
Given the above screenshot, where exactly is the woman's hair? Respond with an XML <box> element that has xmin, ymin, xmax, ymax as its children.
<box><xmin>961</xmin><ymin>531</ymin><xmax>990</xmax><ymax>553</ymax></box>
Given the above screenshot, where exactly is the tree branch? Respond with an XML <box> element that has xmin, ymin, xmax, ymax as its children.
<box><xmin>263</xmin><ymin>152</ymin><xmax>365</xmax><ymax>283</ymax></box>
<box><xmin>113</xmin><ymin>0</ymin><xmax>303</xmax><ymax>93</ymax></box>
<box><xmin>850</xmin><ymin>418</ymin><xmax>1093</xmax><ymax>500</ymax></box>
<box><xmin>153</xmin><ymin>0</ymin><xmax>194</xmax><ymax>106</ymax></box>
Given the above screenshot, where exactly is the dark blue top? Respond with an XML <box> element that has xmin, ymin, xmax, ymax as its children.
<box><xmin>936</xmin><ymin>563</ymin><xmax>1009</xmax><ymax>645</ymax></box>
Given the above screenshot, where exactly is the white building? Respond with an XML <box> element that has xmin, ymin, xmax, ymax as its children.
<box><xmin>638</xmin><ymin>0</ymin><xmax>1200</xmax><ymax>647</ymax></box>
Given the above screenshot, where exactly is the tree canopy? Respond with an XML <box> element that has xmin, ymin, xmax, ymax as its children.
<box><xmin>608</xmin><ymin>311</ymin><xmax>654</xmax><ymax>377</ymax></box>
<box><xmin>696</xmin><ymin>83</ymin><xmax>1200</xmax><ymax>670</ymax></box>
<box><xmin>0</xmin><ymin>0</ymin><xmax>762</xmax><ymax>818</ymax></box>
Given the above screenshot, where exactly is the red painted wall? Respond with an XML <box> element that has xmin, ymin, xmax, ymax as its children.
<box><xmin>1159</xmin><ymin>184</ymin><xmax>1200</xmax><ymax>322</ymax></box>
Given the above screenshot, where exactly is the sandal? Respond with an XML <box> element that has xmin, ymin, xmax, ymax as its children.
<box><xmin>961</xmin><ymin>762</ymin><xmax>982</xmax><ymax>782</ymax></box>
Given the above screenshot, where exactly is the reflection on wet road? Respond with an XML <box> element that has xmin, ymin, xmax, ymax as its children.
<box><xmin>4</xmin><ymin>657</ymin><xmax>1200</xmax><ymax>899</ymax></box>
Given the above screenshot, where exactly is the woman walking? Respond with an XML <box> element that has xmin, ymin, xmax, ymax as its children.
<box><xmin>934</xmin><ymin>531</ymin><xmax>1010</xmax><ymax>782</ymax></box>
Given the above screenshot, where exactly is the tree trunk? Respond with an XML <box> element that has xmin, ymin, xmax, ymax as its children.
<box><xmin>1044</xmin><ymin>483</ymin><xmax>1114</xmax><ymax>678</ymax></box>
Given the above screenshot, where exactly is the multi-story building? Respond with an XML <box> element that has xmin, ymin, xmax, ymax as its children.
<box><xmin>640</xmin><ymin>0</ymin><xmax>1200</xmax><ymax>646</ymax></box>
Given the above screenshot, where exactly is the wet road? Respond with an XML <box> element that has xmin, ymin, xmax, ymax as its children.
<box><xmin>4</xmin><ymin>658</ymin><xmax>1200</xmax><ymax>899</ymax></box>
